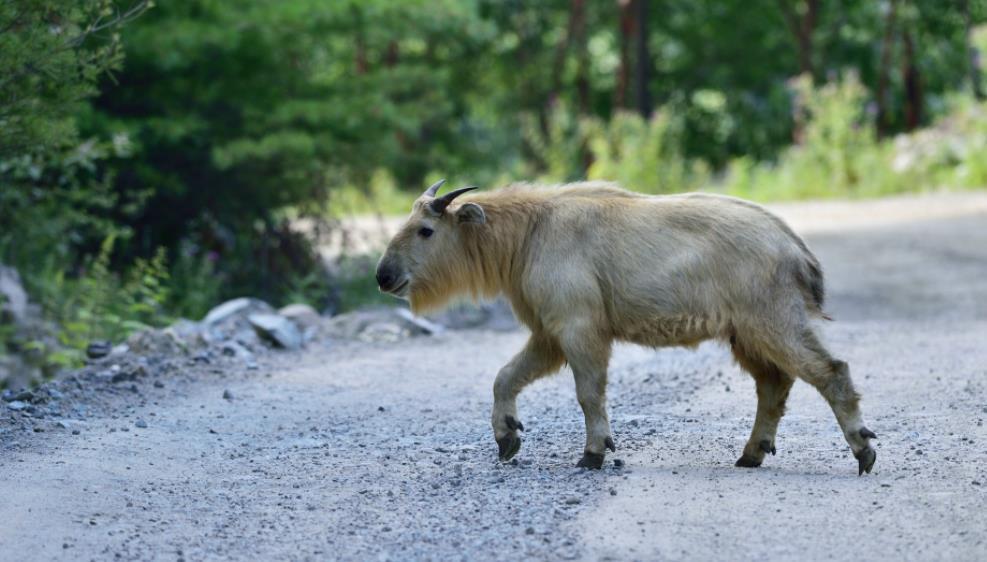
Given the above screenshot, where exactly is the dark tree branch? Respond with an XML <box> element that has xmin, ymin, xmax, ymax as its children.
<box><xmin>634</xmin><ymin>0</ymin><xmax>652</xmax><ymax>117</ymax></box>
<box><xmin>0</xmin><ymin>1</ymin><xmax>151</xmax><ymax>91</ymax></box>
<box><xmin>876</xmin><ymin>0</ymin><xmax>897</xmax><ymax>137</ymax></box>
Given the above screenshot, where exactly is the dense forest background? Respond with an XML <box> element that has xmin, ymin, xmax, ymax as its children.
<box><xmin>3</xmin><ymin>0</ymin><xmax>987</xmax><ymax>371</ymax></box>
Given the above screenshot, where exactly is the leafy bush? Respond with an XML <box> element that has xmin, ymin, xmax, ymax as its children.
<box><xmin>28</xmin><ymin>235</ymin><xmax>171</xmax><ymax>368</ymax></box>
<box><xmin>521</xmin><ymin>103</ymin><xmax>587</xmax><ymax>184</ymax></box>
<box><xmin>721</xmin><ymin>74</ymin><xmax>987</xmax><ymax>201</ymax></box>
<box><xmin>585</xmin><ymin>110</ymin><xmax>709</xmax><ymax>194</ymax></box>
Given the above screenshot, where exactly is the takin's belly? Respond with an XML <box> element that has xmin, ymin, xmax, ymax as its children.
<box><xmin>614</xmin><ymin>314</ymin><xmax>728</xmax><ymax>348</ymax></box>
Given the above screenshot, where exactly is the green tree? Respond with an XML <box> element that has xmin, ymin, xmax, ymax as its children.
<box><xmin>1</xmin><ymin>0</ymin><xmax>150</xmax><ymax>284</ymax></box>
<box><xmin>84</xmin><ymin>0</ymin><xmax>501</xmax><ymax>303</ymax></box>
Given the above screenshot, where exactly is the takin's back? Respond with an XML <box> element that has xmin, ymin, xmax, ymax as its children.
<box><xmin>516</xmin><ymin>188</ymin><xmax>824</xmax><ymax>346</ymax></box>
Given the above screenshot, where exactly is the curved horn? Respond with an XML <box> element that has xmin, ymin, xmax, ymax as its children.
<box><xmin>423</xmin><ymin>178</ymin><xmax>446</xmax><ymax>198</ymax></box>
<box><xmin>429</xmin><ymin>186</ymin><xmax>478</xmax><ymax>215</ymax></box>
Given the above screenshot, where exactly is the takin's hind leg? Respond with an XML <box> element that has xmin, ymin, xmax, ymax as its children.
<box><xmin>766</xmin><ymin>328</ymin><xmax>878</xmax><ymax>475</ymax></box>
<box><xmin>557</xmin><ymin>323</ymin><xmax>615</xmax><ymax>470</ymax></box>
<box><xmin>732</xmin><ymin>344</ymin><xmax>795</xmax><ymax>468</ymax></box>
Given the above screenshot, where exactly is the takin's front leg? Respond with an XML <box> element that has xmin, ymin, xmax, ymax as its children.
<box><xmin>491</xmin><ymin>334</ymin><xmax>565</xmax><ymax>461</ymax></box>
<box><xmin>559</xmin><ymin>327</ymin><xmax>615</xmax><ymax>469</ymax></box>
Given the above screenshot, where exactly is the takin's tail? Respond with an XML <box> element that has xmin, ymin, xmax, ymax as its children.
<box><xmin>796</xmin><ymin>249</ymin><xmax>832</xmax><ymax>320</ymax></box>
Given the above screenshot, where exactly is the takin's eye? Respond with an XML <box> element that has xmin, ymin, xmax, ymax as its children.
<box><xmin>417</xmin><ymin>226</ymin><xmax>434</xmax><ymax>239</ymax></box>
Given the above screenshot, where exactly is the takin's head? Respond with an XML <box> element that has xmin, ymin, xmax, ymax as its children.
<box><xmin>376</xmin><ymin>179</ymin><xmax>488</xmax><ymax>312</ymax></box>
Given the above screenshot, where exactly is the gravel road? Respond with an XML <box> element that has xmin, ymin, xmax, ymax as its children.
<box><xmin>1</xmin><ymin>192</ymin><xmax>986</xmax><ymax>561</ymax></box>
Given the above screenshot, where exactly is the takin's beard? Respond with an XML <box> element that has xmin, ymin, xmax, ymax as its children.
<box><xmin>406</xmin><ymin>253</ymin><xmax>500</xmax><ymax>315</ymax></box>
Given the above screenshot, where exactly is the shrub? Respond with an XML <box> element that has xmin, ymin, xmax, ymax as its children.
<box><xmin>585</xmin><ymin>110</ymin><xmax>709</xmax><ymax>194</ymax></box>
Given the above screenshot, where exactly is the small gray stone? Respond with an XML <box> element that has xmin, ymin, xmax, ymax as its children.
<box><xmin>111</xmin><ymin>370</ymin><xmax>137</xmax><ymax>384</ymax></box>
<box><xmin>86</xmin><ymin>341</ymin><xmax>112</xmax><ymax>359</ymax></box>
<box><xmin>0</xmin><ymin>264</ymin><xmax>29</xmax><ymax>323</ymax></box>
<box><xmin>278</xmin><ymin>303</ymin><xmax>322</xmax><ymax>338</ymax></box>
<box><xmin>394</xmin><ymin>308</ymin><xmax>445</xmax><ymax>335</ymax></box>
<box><xmin>248</xmin><ymin>314</ymin><xmax>302</xmax><ymax>350</ymax></box>
<box><xmin>135</xmin><ymin>419</ymin><xmax>148</xmax><ymax>429</ymax></box>
<box><xmin>203</xmin><ymin>298</ymin><xmax>255</xmax><ymax>325</ymax></box>
<box><xmin>223</xmin><ymin>389</ymin><xmax>234</xmax><ymax>401</ymax></box>
<box><xmin>564</xmin><ymin>497</ymin><xmax>581</xmax><ymax>505</ymax></box>
<box><xmin>7</xmin><ymin>400</ymin><xmax>27</xmax><ymax>411</ymax></box>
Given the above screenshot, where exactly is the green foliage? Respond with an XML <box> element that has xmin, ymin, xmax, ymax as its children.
<box><xmin>32</xmin><ymin>235</ymin><xmax>172</xmax><ymax>368</ymax></box>
<box><xmin>586</xmin><ymin>110</ymin><xmax>708</xmax><ymax>194</ymax></box>
<box><xmin>330</xmin><ymin>257</ymin><xmax>395</xmax><ymax>313</ymax></box>
<box><xmin>521</xmin><ymin>103</ymin><xmax>587</xmax><ymax>183</ymax></box>
<box><xmin>4</xmin><ymin>0</ymin><xmax>987</xmax><ymax>367</ymax></box>
<box><xmin>164</xmin><ymin>240</ymin><xmax>221</xmax><ymax>320</ymax></box>
<box><xmin>0</xmin><ymin>0</ymin><xmax>148</xmax><ymax>155</ymax></box>
<box><xmin>722</xmin><ymin>74</ymin><xmax>987</xmax><ymax>201</ymax></box>
<box><xmin>724</xmin><ymin>72</ymin><xmax>880</xmax><ymax>200</ymax></box>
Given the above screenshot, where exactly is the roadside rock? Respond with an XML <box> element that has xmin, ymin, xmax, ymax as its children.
<box><xmin>86</xmin><ymin>341</ymin><xmax>112</xmax><ymax>360</ymax></box>
<box><xmin>426</xmin><ymin>299</ymin><xmax>517</xmax><ymax>332</ymax></box>
<box><xmin>203</xmin><ymin>298</ymin><xmax>274</xmax><ymax>326</ymax></box>
<box><xmin>0</xmin><ymin>264</ymin><xmax>57</xmax><ymax>389</ymax></box>
<box><xmin>248</xmin><ymin>314</ymin><xmax>302</xmax><ymax>350</ymax></box>
<box><xmin>357</xmin><ymin>322</ymin><xmax>408</xmax><ymax>343</ymax></box>
<box><xmin>323</xmin><ymin>307</ymin><xmax>441</xmax><ymax>342</ymax></box>
<box><xmin>165</xmin><ymin>319</ymin><xmax>206</xmax><ymax>348</ymax></box>
<box><xmin>220</xmin><ymin>341</ymin><xmax>255</xmax><ymax>362</ymax></box>
<box><xmin>394</xmin><ymin>308</ymin><xmax>444</xmax><ymax>335</ymax></box>
<box><xmin>6</xmin><ymin>400</ymin><xmax>27</xmax><ymax>411</ymax></box>
<box><xmin>278</xmin><ymin>303</ymin><xmax>322</xmax><ymax>341</ymax></box>
<box><xmin>127</xmin><ymin>328</ymin><xmax>185</xmax><ymax>357</ymax></box>
<box><xmin>201</xmin><ymin>298</ymin><xmax>274</xmax><ymax>346</ymax></box>
<box><xmin>0</xmin><ymin>264</ymin><xmax>29</xmax><ymax>324</ymax></box>
<box><xmin>0</xmin><ymin>354</ymin><xmax>43</xmax><ymax>395</ymax></box>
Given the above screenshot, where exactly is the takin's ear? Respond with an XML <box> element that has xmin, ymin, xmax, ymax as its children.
<box><xmin>455</xmin><ymin>202</ymin><xmax>486</xmax><ymax>225</ymax></box>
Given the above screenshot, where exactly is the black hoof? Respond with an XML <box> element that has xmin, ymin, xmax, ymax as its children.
<box><xmin>855</xmin><ymin>446</ymin><xmax>877</xmax><ymax>476</ymax></box>
<box><xmin>576</xmin><ymin>451</ymin><xmax>605</xmax><ymax>469</ymax></box>
<box><xmin>859</xmin><ymin>427</ymin><xmax>877</xmax><ymax>440</ymax></box>
<box><xmin>759</xmin><ymin>440</ymin><xmax>776</xmax><ymax>456</ymax></box>
<box><xmin>505</xmin><ymin>415</ymin><xmax>524</xmax><ymax>432</ymax></box>
<box><xmin>735</xmin><ymin>454</ymin><xmax>762</xmax><ymax>468</ymax></box>
<box><xmin>497</xmin><ymin>434</ymin><xmax>521</xmax><ymax>461</ymax></box>
<box><xmin>605</xmin><ymin>436</ymin><xmax>616</xmax><ymax>453</ymax></box>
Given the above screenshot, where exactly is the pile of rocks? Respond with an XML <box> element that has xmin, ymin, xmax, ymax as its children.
<box><xmin>1</xmin><ymin>265</ymin><xmax>61</xmax><ymax>390</ymax></box>
<box><xmin>121</xmin><ymin>297</ymin><xmax>324</xmax><ymax>366</ymax></box>
<box><xmin>2</xmin><ymin>259</ymin><xmax>519</xmax><ymax>396</ymax></box>
<box><xmin>322</xmin><ymin>300</ymin><xmax>517</xmax><ymax>343</ymax></box>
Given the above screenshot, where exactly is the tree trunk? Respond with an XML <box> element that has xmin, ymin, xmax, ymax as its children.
<box><xmin>572</xmin><ymin>0</ymin><xmax>590</xmax><ymax>114</ymax></box>
<box><xmin>901</xmin><ymin>28</ymin><xmax>923</xmax><ymax>130</ymax></box>
<box><xmin>384</xmin><ymin>40</ymin><xmax>399</xmax><ymax>67</ymax></box>
<box><xmin>353</xmin><ymin>7</ymin><xmax>368</xmax><ymax>75</ymax></box>
<box><xmin>876</xmin><ymin>0</ymin><xmax>897</xmax><ymax>137</ymax></box>
<box><xmin>963</xmin><ymin>0</ymin><xmax>985</xmax><ymax>100</ymax></box>
<box><xmin>634</xmin><ymin>0</ymin><xmax>652</xmax><ymax>117</ymax></box>
<box><xmin>548</xmin><ymin>1</ymin><xmax>580</xmax><ymax>107</ymax></box>
<box><xmin>778</xmin><ymin>0</ymin><xmax>818</xmax><ymax>78</ymax></box>
<box><xmin>614</xmin><ymin>0</ymin><xmax>634</xmax><ymax>111</ymax></box>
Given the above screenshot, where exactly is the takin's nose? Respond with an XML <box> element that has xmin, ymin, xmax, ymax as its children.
<box><xmin>375</xmin><ymin>265</ymin><xmax>398</xmax><ymax>291</ymax></box>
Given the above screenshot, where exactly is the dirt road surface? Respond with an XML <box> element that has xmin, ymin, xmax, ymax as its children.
<box><xmin>2</xmin><ymin>192</ymin><xmax>986</xmax><ymax>561</ymax></box>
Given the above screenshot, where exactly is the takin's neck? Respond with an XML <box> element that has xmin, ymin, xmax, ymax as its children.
<box><xmin>408</xmin><ymin>197</ymin><xmax>539</xmax><ymax>315</ymax></box>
